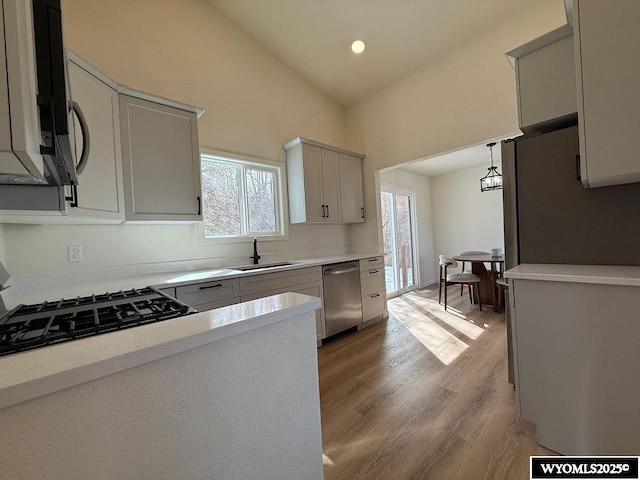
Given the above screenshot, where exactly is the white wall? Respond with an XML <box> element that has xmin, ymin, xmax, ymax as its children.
<box><xmin>345</xmin><ymin>4</ymin><xmax>566</xmax><ymax>255</ymax></box>
<box><xmin>378</xmin><ymin>168</ymin><xmax>436</xmax><ymax>287</ymax></box>
<box><xmin>2</xmin><ymin>0</ymin><xmax>351</xmax><ymax>274</ymax></box>
<box><xmin>2</xmin><ymin>1</ymin><xmax>566</xmax><ymax>275</ymax></box>
<box><xmin>430</xmin><ymin>165</ymin><xmax>504</xmax><ymax>281</ymax></box>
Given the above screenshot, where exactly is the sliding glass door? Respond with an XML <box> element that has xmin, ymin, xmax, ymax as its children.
<box><xmin>380</xmin><ymin>188</ymin><xmax>416</xmax><ymax>296</ymax></box>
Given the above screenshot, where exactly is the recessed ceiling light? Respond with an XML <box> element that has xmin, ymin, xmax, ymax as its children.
<box><xmin>351</xmin><ymin>40</ymin><xmax>366</xmax><ymax>54</ymax></box>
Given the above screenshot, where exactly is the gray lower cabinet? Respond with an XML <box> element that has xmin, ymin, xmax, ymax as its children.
<box><xmin>509</xmin><ymin>277</ymin><xmax>640</xmax><ymax>455</ymax></box>
<box><xmin>359</xmin><ymin>256</ymin><xmax>387</xmax><ymax>323</ymax></box>
<box><xmin>175</xmin><ymin>278</ymin><xmax>240</xmax><ymax>312</ymax></box>
<box><xmin>239</xmin><ymin>267</ymin><xmax>325</xmax><ymax>342</ymax></box>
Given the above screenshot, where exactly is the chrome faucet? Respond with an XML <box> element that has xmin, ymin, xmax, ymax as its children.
<box><xmin>250</xmin><ymin>237</ymin><xmax>261</xmax><ymax>264</ymax></box>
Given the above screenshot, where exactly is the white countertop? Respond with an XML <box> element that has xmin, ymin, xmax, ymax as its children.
<box><xmin>0</xmin><ymin>292</ymin><xmax>321</xmax><ymax>410</ymax></box>
<box><xmin>504</xmin><ymin>263</ymin><xmax>640</xmax><ymax>286</ymax></box>
<box><xmin>1</xmin><ymin>253</ymin><xmax>380</xmax><ymax>309</ymax></box>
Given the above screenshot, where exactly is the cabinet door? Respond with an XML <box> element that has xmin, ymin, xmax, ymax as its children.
<box><xmin>119</xmin><ymin>94</ymin><xmax>202</xmax><ymax>221</ymax></box>
<box><xmin>338</xmin><ymin>153</ymin><xmax>364</xmax><ymax>223</ymax></box>
<box><xmin>66</xmin><ymin>61</ymin><xmax>124</xmax><ymax>222</ymax></box>
<box><xmin>300</xmin><ymin>144</ymin><xmax>325</xmax><ymax>222</ymax></box>
<box><xmin>320</xmin><ymin>148</ymin><xmax>341</xmax><ymax>222</ymax></box>
<box><xmin>0</xmin><ymin>0</ymin><xmax>43</xmax><ymax>177</ymax></box>
<box><xmin>517</xmin><ymin>34</ymin><xmax>576</xmax><ymax>131</ymax></box>
<box><xmin>575</xmin><ymin>0</ymin><xmax>640</xmax><ymax>187</ymax></box>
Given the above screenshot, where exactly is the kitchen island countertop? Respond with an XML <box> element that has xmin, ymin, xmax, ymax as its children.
<box><xmin>0</xmin><ymin>292</ymin><xmax>321</xmax><ymax>410</ymax></box>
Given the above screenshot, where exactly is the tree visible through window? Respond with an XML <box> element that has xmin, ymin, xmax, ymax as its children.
<box><xmin>201</xmin><ymin>154</ymin><xmax>281</xmax><ymax>238</ymax></box>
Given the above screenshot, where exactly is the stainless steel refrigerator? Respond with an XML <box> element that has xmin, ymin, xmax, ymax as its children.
<box><xmin>501</xmin><ymin>124</ymin><xmax>640</xmax><ymax>271</ymax></box>
<box><xmin>501</xmin><ymin>124</ymin><xmax>640</xmax><ymax>385</ymax></box>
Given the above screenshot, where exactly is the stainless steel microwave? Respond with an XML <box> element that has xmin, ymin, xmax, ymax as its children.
<box><xmin>0</xmin><ymin>0</ymin><xmax>88</xmax><ymax>187</ymax></box>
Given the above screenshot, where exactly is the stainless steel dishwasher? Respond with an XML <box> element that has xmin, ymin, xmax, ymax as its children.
<box><xmin>322</xmin><ymin>261</ymin><xmax>362</xmax><ymax>337</ymax></box>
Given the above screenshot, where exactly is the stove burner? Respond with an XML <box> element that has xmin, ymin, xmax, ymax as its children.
<box><xmin>0</xmin><ymin>287</ymin><xmax>196</xmax><ymax>357</ymax></box>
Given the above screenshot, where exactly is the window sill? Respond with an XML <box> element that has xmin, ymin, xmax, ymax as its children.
<box><xmin>196</xmin><ymin>223</ymin><xmax>288</xmax><ymax>245</ymax></box>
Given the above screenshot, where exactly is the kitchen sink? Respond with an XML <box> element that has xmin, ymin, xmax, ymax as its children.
<box><xmin>233</xmin><ymin>262</ymin><xmax>294</xmax><ymax>272</ymax></box>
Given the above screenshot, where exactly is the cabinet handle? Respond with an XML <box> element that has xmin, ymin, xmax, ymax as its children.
<box><xmin>197</xmin><ymin>196</ymin><xmax>202</xmax><ymax>216</ymax></box>
<box><xmin>326</xmin><ymin>205</ymin><xmax>330</xmax><ymax>217</ymax></box>
<box><xmin>361</xmin><ymin>207</ymin><xmax>365</xmax><ymax>219</ymax></box>
<box><xmin>321</xmin><ymin>205</ymin><xmax>325</xmax><ymax>218</ymax></box>
<box><xmin>368</xmin><ymin>258</ymin><xmax>378</xmax><ymax>262</ymax></box>
<box><xmin>370</xmin><ymin>270</ymin><xmax>379</xmax><ymax>274</ymax></box>
<box><xmin>370</xmin><ymin>293</ymin><xmax>380</xmax><ymax>298</ymax></box>
<box><xmin>199</xmin><ymin>283</ymin><xmax>223</xmax><ymax>290</ymax></box>
<box><xmin>65</xmin><ymin>184</ymin><xmax>79</xmax><ymax>208</ymax></box>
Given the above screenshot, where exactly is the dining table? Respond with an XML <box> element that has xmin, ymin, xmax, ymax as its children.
<box><xmin>452</xmin><ymin>253</ymin><xmax>505</xmax><ymax>312</ymax></box>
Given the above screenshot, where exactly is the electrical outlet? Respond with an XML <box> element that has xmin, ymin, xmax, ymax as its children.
<box><xmin>68</xmin><ymin>245</ymin><xmax>83</xmax><ymax>262</ymax></box>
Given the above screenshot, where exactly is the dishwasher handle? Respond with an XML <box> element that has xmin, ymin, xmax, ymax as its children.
<box><xmin>324</xmin><ymin>266</ymin><xmax>359</xmax><ymax>275</ymax></box>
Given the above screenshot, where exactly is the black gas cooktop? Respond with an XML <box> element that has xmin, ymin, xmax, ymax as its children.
<box><xmin>0</xmin><ymin>286</ymin><xmax>195</xmax><ymax>357</ymax></box>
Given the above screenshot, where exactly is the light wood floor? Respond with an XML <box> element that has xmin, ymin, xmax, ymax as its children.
<box><xmin>318</xmin><ymin>285</ymin><xmax>554</xmax><ymax>480</ymax></box>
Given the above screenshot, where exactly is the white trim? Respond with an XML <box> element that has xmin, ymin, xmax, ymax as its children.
<box><xmin>379</xmin><ymin>185</ymin><xmax>420</xmax><ymax>295</ymax></box>
<box><xmin>282</xmin><ymin>137</ymin><xmax>364</xmax><ymax>159</ymax></box>
<box><xmin>197</xmin><ymin>150</ymin><xmax>288</xmax><ymax>244</ymax></box>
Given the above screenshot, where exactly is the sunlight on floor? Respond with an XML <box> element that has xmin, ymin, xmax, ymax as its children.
<box><xmin>402</xmin><ymin>318</ymin><xmax>469</xmax><ymax>365</ymax></box>
<box><xmin>322</xmin><ymin>453</ymin><xmax>335</xmax><ymax>467</ymax></box>
<box><xmin>387</xmin><ymin>292</ymin><xmax>487</xmax><ymax>365</ymax></box>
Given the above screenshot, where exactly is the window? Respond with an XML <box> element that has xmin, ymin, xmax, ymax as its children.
<box><xmin>200</xmin><ymin>153</ymin><xmax>284</xmax><ymax>239</ymax></box>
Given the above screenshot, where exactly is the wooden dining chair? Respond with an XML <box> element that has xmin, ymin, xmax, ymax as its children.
<box><xmin>459</xmin><ymin>251</ymin><xmax>490</xmax><ymax>296</ymax></box>
<box><xmin>439</xmin><ymin>255</ymin><xmax>482</xmax><ymax>311</ymax></box>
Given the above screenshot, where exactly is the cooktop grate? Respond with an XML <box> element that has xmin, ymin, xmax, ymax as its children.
<box><xmin>0</xmin><ymin>286</ymin><xmax>195</xmax><ymax>357</ymax></box>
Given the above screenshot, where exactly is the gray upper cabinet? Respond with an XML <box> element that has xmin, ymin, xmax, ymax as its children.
<box><xmin>506</xmin><ymin>24</ymin><xmax>577</xmax><ymax>134</ymax></box>
<box><xmin>119</xmin><ymin>93</ymin><xmax>203</xmax><ymax>222</ymax></box>
<box><xmin>66</xmin><ymin>55</ymin><xmax>125</xmax><ymax>223</ymax></box>
<box><xmin>0</xmin><ymin>51</ymin><xmax>204</xmax><ymax>224</ymax></box>
<box><xmin>574</xmin><ymin>0</ymin><xmax>640</xmax><ymax>188</ymax></box>
<box><xmin>338</xmin><ymin>152</ymin><xmax>365</xmax><ymax>223</ymax></box>
<box><xmin>284</xmin><ymin>137</ymin><xmax>364</xmax><ymax>224</ymax></box>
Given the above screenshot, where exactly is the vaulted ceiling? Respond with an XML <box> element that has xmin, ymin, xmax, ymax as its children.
<box><xmin>208</xmin><ymin>0</ymin><xmax>566</xmax><ymax>107</ymax></box>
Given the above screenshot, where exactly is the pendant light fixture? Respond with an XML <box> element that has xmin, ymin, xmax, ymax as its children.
<box><xmin>480</xmin><ymin>142</ymin><xmax>502</xmax><ymax>192</ymax></box>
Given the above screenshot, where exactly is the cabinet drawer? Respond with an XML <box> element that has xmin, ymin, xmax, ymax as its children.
<box><xmin>359</xmin><ymin>256</ymin><xmax>384</xmax><ymax>271</ymax></box>
<box><xmin>239</xmin><ymin>266</ymin><xmax>322</xmax><ymax>296</ymax></box>
<box><xmin>360</xmin><ymin>269</ymin><xmax>385</xmax><ymax>297</ymax></box>
<box><xmin>362</xmin><ymin>292</ymin><xmax>386</xmax><ymax>322</ymax></box>
<box><xmin>176</xmin><ymin>278</ymin><xmax>239</xmax><ymax>306</ymax></box>
<box><xmin>191</xmin><ymin>297</ymin><xmax>240</xmax><ymax>313</ymax></box>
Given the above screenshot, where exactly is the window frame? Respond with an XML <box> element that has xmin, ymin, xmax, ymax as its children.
<box><xmin>198</xmin><ymin>149</ymin><xmax>288</xmax><ymax>244</ymax></box>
